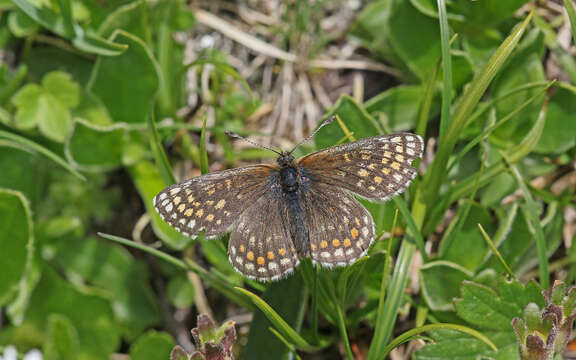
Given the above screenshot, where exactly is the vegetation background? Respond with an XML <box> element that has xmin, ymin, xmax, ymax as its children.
<box><xmin>0</xmin><ymin>0</ymin><xmax>575</xmax><ymax>359</ymax></box>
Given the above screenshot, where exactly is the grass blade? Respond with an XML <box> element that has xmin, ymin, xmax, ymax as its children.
<box><xmin>413</xmin><ymin>11</ymin><xmax>534</xmax><ymax>226</ymax></box>
<box><xmin>147</xmin><ymin>111</ymin><xmax>176</xmax><ymax>185</ymax></box>
<box><xmin>366</xmin><ymin>240</ymin><xmax>416</xmax><ymax>360</ymax></box>
<box><xmin>565</xmin><ymin>0</ymin><xmax>576</xmax><ymax>46</ymax></box>
<box><xmin>199</xmin><ymin>117</ymin><xmax>209</xmax><ymax>175</ymax></box>
<box><xmin>436</xmin><ymin>0</ymin><xmax>452</xmax><ymax>140</ymax></box>
<box><xmin>477</xmin><ymin>224</ymin><xmax>516</xmax><ymax>279</ymax></box>
<box><xmin>235</xmin><ymin>287</ymin><xmax>318</xmax><ymax>351</ymax></box>
<box><xmin>506</xmin><ymin>163</ymin><xmax>549</xmax><ymax>289</ymax></box>
<box><xmin>381</xmin><ymin>323</ymin><xmax>498</xmax><ymax>357</ymax></box>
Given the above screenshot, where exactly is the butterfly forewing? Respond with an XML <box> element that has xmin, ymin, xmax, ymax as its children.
<box><xmin>298</xmin><ymin>133</ymin><xmax>423</xmax><ymax>201</ymax></box>
<box><xmin>153</xmin><ymin>165</ymin><xmax>275</xmax><ymax>238</ymax></box>
<box><xmin>301</xmin><ymin>183</ymin><xmax>375</xmax><ymax>267</ymax></box>
<box><xmin>228</xmin><ymin>189</ymin><xmax>299</xmax><ymax>281</ymax></box>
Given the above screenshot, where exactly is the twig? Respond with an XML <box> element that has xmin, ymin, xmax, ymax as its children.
<box><xmin>194</xmin><ymin>8</ymin><xmax>401</xmax><ymax>77</ymax></box>
<box><xmin>188</xmin><ymin>271</ymin><xmax>215</xmax><ymax>320</ymax></box>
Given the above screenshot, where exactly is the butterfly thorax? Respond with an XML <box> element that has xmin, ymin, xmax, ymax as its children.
<box><xmin>277</xmin><ymin>153</ymin><xmax>300</xmax><ymax>193</ymax></box>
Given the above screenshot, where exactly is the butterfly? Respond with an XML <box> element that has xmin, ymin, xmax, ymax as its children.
<box><xmin>154</xmin><ymin>119</ymin><xmax>423</xmax><ymax>282</ymax></box>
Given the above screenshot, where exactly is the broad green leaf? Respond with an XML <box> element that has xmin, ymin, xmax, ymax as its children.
<box><xmin>43</xmin><ymin>314</ymin><xmax>80</xmax><ymax>360</ymax></box>
<box><xmin>12</xmin><ymin>0</ymin><xmax>127</xmax><ymax>55</ymax></box>
<box><xmin>11</xmin><ymin>71</ymin><xmax>81</xmax><ymax>142</ymax></box>
<box><xmin>0</xmin><ymin>189</ymin><xmax>34</xmax><ymax>306</ymax></box>
<box><xmin>36</xmin><ymin>92</ymin><xmax>71</xmax><ymax>142</ymax></box>
<box><xmin>365</xmin><ymin>85</ymin><xmax>440</xmax><ymax>132</ymax></box>
<box><xmin>439</xmin><ymin>201</ymin><xmax>495</xmax><ymax>271</ymax></box>
<box><xmin>8</xmin><ymin>9</ymin><xmax>38</xmax><ymax>37</ymax></box>
<box><xmin>454</xmin><ymin>280</ymin><xmax>542</xmax><ymax>330</ymax></box>
<box><xmin>128</xmin><ymin>160</ymin><xmax>190</xmax><ymax>250</ymax></box>
<box><xmin>66</xmin><ymin>118</ymin><xmax>127</xmax><ymax>170</ymax></box>
<box><xmin>0</xmin><ymin>64</ymin><xmax>28</xmax><ymax>105</ymax></box>
<box><xmin>242</xmin><ymin>275</ymin><xmax>312</xmax><ymax>359</ymax></box>
<box><xmin>534</xmin><ymin>87</ymin><xmax>576</xmax><ymax>154</ymax></box>
<box><xmin>16</xmin><ymin>267</ymin><xmax>119</xmax><ymax>360</ymax></box>
<box><xmin>0</xmin><ymin>146</ymin><xmax>47</xmax><ymax>205</ymax></box>
<box><xmin>414</xmin><ymin>328</ymin><xmax>518</xmax><ymax>360</ymax></box>
<box><xmin>414</xmin><ymin>11</ymin><xmax>533</xmax><ymax>224</ymax></box>
<box><xmin>383</xmin><ymin>323</ymin><xmax>497</xmax><ymax>358</ymax></box>
<box><xmin>88</xmin><ymin>30</ymin><xmax>160</xmax><ymax>124</ymax></box>
<box><xmin>53</xmin><ymin>237</ymin><xmax>161</xmax><ymax>339</ymax></box>
<box><xmin>166</xmin><ymin>274</ymin><xmax>195</xmax><ymax>309</ymax></box>
<box><xmin>419</xmin><ymin>261</ymin><xmax>473</xmax><ymax>311</ymax></box>
<box><xmin>130</xmin><ymin>330</ymin><xmax>175</xmax><ymax>360</ymax></box>
<box><xmin>315</xmin><ymin>95</ymin><xmax>380</xmax><ymax>150</ymax></box>
<box><xmin>238</xmin><ymin>279</ymin><xmax>317</xmax><ymax>354</ymax></box>
<box><xmin>416</xmin><ymin>278</ymin><xmax>543</xmax><ymax>359</ymax></box>
<box><xmin>351</xmin><ymin>0</ymin><xmax>440</xmax><ymax>79</ymax></box>
<box><xmin>490</xmin><ymin>30</ymin><xmax>546</xmax><ymax>146</ymax></box>
<box><xmin>12</xmin><ymin>83</ymin><xmax>43</xmax><ymax>129</ymax></box>
<box><xmin>42</xmin><ymin>71</ymin><xmax>80</xmax><ymax>108</ymax></box>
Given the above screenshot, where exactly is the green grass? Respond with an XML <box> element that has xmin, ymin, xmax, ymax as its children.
<box><xmin>0</xmin><ymin>1</ymin><xmax>574</xmax><ymax>359</ymax></box>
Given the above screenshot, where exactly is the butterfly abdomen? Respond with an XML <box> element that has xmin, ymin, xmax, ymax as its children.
<box><xmin>277</xmin><ymin>165</ymin><xmax>309</xmax><ymax>257</ymax></box>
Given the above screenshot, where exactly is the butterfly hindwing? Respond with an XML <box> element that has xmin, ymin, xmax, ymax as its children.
<box><xmin>153</xmin><ymin>165</ymin><xmax>275</xmax><ymax>238</ymax></box>
<box><xmin>300</xmin><ymin>182</ymin><xmax>375</xmax><ymax>267</ymax></box>
<box><xmin>298</xmin><ymin>133</ymin><xmax>423</xmax><ymax>201</ymax></box>
<box><xmin>228</xmin><ymin>189</ymin><xmax>300</xmax><ymax>282</ymax></box>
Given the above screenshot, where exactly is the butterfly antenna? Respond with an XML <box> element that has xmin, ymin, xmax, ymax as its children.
<box><xmin>225</xmin><ymin>131</ymin><xmax>282</xmax><ymax>155</ymax></box>
<box><xmin>289</xmin><ymin>116</ymin><xmax>335</xmax><ymax>154</ymax></box>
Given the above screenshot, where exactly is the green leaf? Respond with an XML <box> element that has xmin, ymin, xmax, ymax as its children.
<box><xmin>66</xmin><ymin>118</ymin><xmax>127</xmax><ymax>170</ymax></box>
<box><xmin>242</xmin><ymin>275</ymin><xmax>313</xmax><ymax>359</ymax></box>
<box><xmin>42</xmin><ymin>71</ymin><xmax>80</xmax><ymax>108</ymax></box>
<box><xmin>0</xmin><ymin>130</ymin><xmax>85</xmax><ymax>181</ymax></box>
<box><xmin>53</xmin><ymin>236</ymin><xmax>161</xmax><ymax>338</ymax></box>
<box><xmin>315</xmin><ymin>95</ymin><xmax>380</xmax><ymax>150</ymax></box>
<box><xmin>365</xmin><ymin>85</ymin><xmax>439</xmax><ymax>132</ymax></box>
<box><xmin>167</xmin><ymin>274</ymin><xmax>195</xmax><ymax>309</ymax></box>
<box><xmin>8</xmin><ymin>9</ymin><xmax>39</xmax><ymax>37</ymax></box>
<box><xmin>534</xmin><ymin>87</ymin><xmax>576</xmax><ymax>154</ymax></box>
<box><xmin>565</xmin><ymin>0</ymin><xmax>576</xmax><ymax>46</ymax></box>
<box><xmin>413</xmin><ymin>11</ymin><xmax>534</xmax><ymax>223</ymax></box>
<box><xmin>130</xmin><ymin>330</ymin><xmax>175</xmax><ymax>360</ymax></box>
<box><xmin>237</xmin><ymin>283</ymin><xmax>317</xmax><ymax>352</ymax></box>
<box><xmin>12</xmin><ymin>83</ymin><xmax>43</xmax><ymax>129</ymax></box>
<box><xmin>88</xmin><ymin>30</ymin><xmax>160</xmax><ymax>123</ymax></box>
<box><xmin>43</xmin><ymin>314</ymin><xmax>80</xmax><ymax>360</ymax></box>
<box><xmin>416</xmin><ymin>278</ymin><xmax>543</xmax><ymax>359</ymax></box>
<box><xmin>128</xmin><ymin>160</ymin><xmax>190</xmax><ymax>250</ymax></box>
<box><xmin>0</xmin><ymin>189</ymin><xmax>34</xmax><ymax>306</ymax></box>
<box><xmin>454</xmin><ymin>280</ymin><xmax>542</xmax><ymax>330</ymax></box>
<box><xmin>439</xmin><ymin>201</ymin><xmax>495</xmax><ymax>271</ymax></box>
<box><xmin>383</xmin><ymin>323</ymin><xmax>497</xmax><ymax>357</ymax></box>
<box><xmin>12</xmin><ymin>0</ymin><xmax>127</xmax><ymax>55</ymax></box>
<box><xmin>11</xmin><ymin>71</ymin><xmax>81</xmax><ymax>142</ymax></box>
<box><xmin>351</xmin><ymin>0</ymin><xmax>440</xmax><ymax>79</ymax></box>
<box><xmin>419</xmin><ymin>261</ymin><xmax>473</xmax><ymax>311</ymax></box>
<box><xmin>17</xmin><ymin>267</ymin><xmax>119</xmax><ymax>359</ymax></box>
<box><xmin>414</xmin><ymin>328</ymin><xmax>518</xmax><ymax>360</ymax></box>
<box><xmin>36</xmin><ymin>93</ymin><xmax>71</xmax><ymax>142</ymax></box>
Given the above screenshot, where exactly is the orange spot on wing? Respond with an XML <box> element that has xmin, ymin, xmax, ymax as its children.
<box><xmin>247</xmin><ymin>251</ymin><xmax>254</xmax><ymax>261</ymax></box>
<box><xmin>351</xmin><ymin>228</ymin><xmax>359</xmax><ymax>239</ymax></box>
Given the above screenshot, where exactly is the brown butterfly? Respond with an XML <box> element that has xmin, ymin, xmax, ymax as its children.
<box><xmin>154</xmin><ymin>119</ymin><xmax>423</xmax><ymax>281</ymax></box>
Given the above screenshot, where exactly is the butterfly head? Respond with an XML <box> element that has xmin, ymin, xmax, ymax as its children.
<box><xmin>276</xmin><ymin>152</ymin><xmax>295</xmax><ymax>167</ymax></box>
